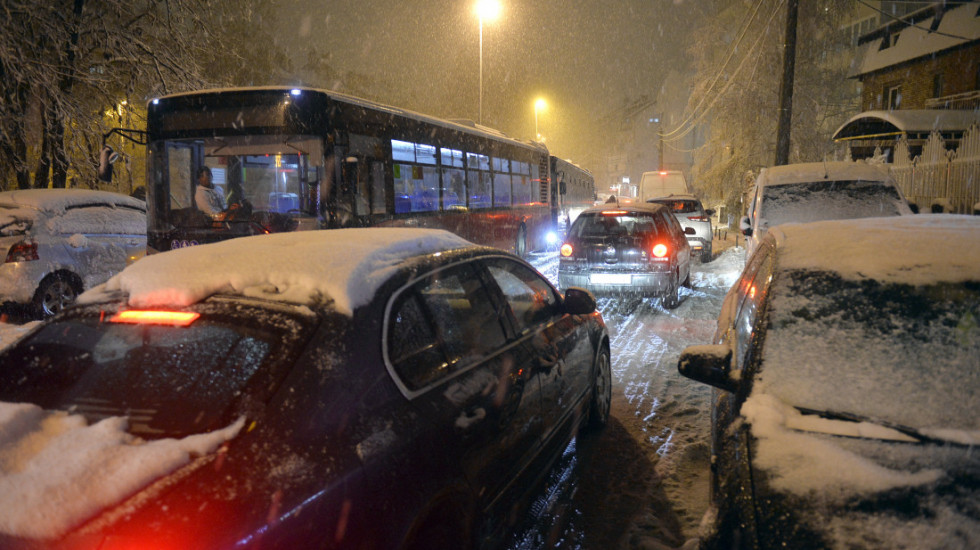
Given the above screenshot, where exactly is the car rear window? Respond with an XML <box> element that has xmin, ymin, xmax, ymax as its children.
<box><xmin>649</xmin><ymin>199</ymin><xmax>699</xmax><ymax>214</ymax></box>
<box><xmin>0</xmin><ymin>304</ymin><xmax>312</xmax><ymax>438</ymax></box>
<box><xmin>760</xmin><ymin>180</ymin><xmax>906</xmax><ymax>227</ymax></box>
<box><xmin>569</xmin><ymin>211</ymin><xmax>660</xmax><ymax>239</ymax></box>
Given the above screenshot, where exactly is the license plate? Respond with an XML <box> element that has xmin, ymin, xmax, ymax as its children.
<box><xmin>590</xmin><ymin>273</ymin><xmax>631</xmax><ymax>285</ymax></box>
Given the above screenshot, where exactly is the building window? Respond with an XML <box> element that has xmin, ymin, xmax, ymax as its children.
<box><xmin>933</xmin><ymin>74</ymin><xmax>944</xmax><ymax>98</ymax></box>
<box><xmin>886</xmin><ymin>85</ymin><xmax>902</xmax><ymax>110</ymax></box>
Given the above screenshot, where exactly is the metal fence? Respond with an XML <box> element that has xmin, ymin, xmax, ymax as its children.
<box><xmin>888</xmin><ymin>124</ymin><xmax>980</xmax><ymax>214</ymax></box>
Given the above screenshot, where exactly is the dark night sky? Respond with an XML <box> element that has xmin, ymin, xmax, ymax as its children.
<box><xmin>282</xmin><ymin>0</ymin><xmax>704</xmax><ymax>169</ymax></box>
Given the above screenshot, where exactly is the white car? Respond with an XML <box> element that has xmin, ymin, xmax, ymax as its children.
<box><xmin>739</xmin><ymin>161</ymin><xmax>913</xmax><ymax>257</ymax></box>
<box><xmin>0</xmin><ymin>189</ymin><xmax>146</xmax><ymax>317</ymax></box>
<box><xmin>647</xmin><ymin>194</ymin><xmax>714</xmax><ymax>262</ymax></box>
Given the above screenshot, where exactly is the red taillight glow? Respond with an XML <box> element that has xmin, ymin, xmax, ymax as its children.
<box><xmin>110</xmin><ymin>310</ymin><xmax>200</xmax><ymax>326</ymax></box>
<box><xmin>659</xmin><ymin>171</ymin><xmax>668</xmax><ymax>176</ymax></box>
<box><xmin>5</xmin><ymin>241</ymin><xmax>38</xmax><ymax>263</ymax></box>
<box><xmin>687</xmin><ymin>215</ymin><xmax>709</xmax><ymax>221</ymax></box>
<box><xmin>601</xmin><ymin>210</ymin><xmax>627</xmax><ymax>216</ymax></box>
<box><xmin>652</xmin><ymin>244</ymin><xmax>668</xmax><ymax>258</ymax></box>
<box><xmin>560</xmin><ymin>243</ymin><xmax>574</xmax><ymax>257</ymax></box>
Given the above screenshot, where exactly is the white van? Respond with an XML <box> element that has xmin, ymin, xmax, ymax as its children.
<box><xmin>637</xmin><ymin>170</ymin><xmax>690</xmax><ymax>202</ymax></box>
<box><xmin>739</xmin><ymin>161</ymin><xmax>913</xmax><ymax>258</ymax></box>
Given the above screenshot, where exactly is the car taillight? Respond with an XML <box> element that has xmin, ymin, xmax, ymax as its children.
<box><xmin>110</xmin><ymin>310</ymin><xmax>200</xmax><ymax>326</ymax></box>
<box><xmin>687</xmin><ymin>215</ymin><xmax>709</xmax><ymax>221</ymax></box>
<box><xmin>652</xmin><ymin>244</ymin><xmax>668</xmax><ymax>258</ymax></box>
<box><xmin>5</xmin><ymin>240</ymin><xmax>38</xmax><ymax>262</ymax></box>
<box><xmin>560</xmin><ymin>243</ymin><xmax>574</xmax><ymax>257</ymax></box>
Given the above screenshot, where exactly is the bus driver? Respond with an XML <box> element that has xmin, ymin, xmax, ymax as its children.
<box><xmin>195</xmin><ymin>166</ymin><xmax>226</xmax><ymax>219</ymax></box>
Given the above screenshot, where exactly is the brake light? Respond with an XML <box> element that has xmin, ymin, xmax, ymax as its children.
<box><xmin>687</xmin><ymin>215</ymin><xmax>709</xmax><ymax>221</ymax></box>
<box><xmin>560</xmin><ymin>243</ymin><xmax>574</xmax><ymax>257</ymax></box>
<box><xmin>659</xmin><ymin>171</ymin><xmax>668</xmax><ymax>176</ymax></box>
<box><xmin>110</xmin><ymin>310</ymin><xmax>200</xmax><ymax>326</ymax></box>
<box><xmin>5</xmin><ymin>240</ymin><xmax>38</xmax><ymax>262</ymax></box>
<box><xmin>601</xmin><ymin>210</ymin><xmax>627</xmax><ymax>216</ymax></box>
<box><xmin>652</xmin><ymin>244</ymin><xmax>668</xmax><ymax>258</ymax></box>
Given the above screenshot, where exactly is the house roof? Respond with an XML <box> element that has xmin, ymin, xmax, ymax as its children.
<box><xmin>850</xmin><ymin>3</ymin><xmax>980</xmax><ymax>78</ymax></box>
<box><xmin>832</xmin><ymin>110</ymin><xmax>980</xmax><ymax>142</ymax></box>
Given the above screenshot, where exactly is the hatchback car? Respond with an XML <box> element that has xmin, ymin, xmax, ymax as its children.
<box><xmin>0</xmin><ymin>227</ymin><xmax>611</xmax><ymax>550</ymax></box>
<box><xmin>739</xmin><ymin>161</ymin><xmax>913</xmax><ymax>257</ymax></box>
<box><xmin>647</xmin><ymin>194</ymin><xmax>714</xmax><ymax>262</ymax></box>
<box><xmin>0</xmin><ymin>189</ymin><xmax>146</xmax><ymax>317</ymax></box>
<box><xmin>558</xmin><ymin>201</ymin><xmax>692</xmax><ymax>308</ymax></box>
<box><xmin>678</xmin><ymin>215</ymin><xmax>980</xmax><ymax>549</ymax></box>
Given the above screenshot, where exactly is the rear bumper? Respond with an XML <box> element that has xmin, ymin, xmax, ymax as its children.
<box><xmin>558</xmin><ymin>270</ymin><xmax>671</xmax><ymax>295</ymax></box>
<box><xmin>0</xmin><ymin>264</ymin><xmax>42</xmax><ymax>304</ymax></box>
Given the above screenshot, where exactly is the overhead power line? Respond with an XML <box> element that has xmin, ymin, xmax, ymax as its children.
<box><xmin>855</xmin><ymin>0</ymin><xmax>974</xmax><ymax>41</ymax></box>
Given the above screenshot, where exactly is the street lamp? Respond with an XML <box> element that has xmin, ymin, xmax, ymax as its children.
<box><xmin>534</xmin><ymin>97</ymin><xmax>547</xmax><ymax>141</ymax></box>
<box><xmin>475</xmin><ymin>0</ymin><xmax>500</xmax><ymax>124</ymax></box>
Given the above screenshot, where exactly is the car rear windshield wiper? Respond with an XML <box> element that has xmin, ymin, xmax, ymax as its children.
<box><xmin>795</xmin><ymin>407</ymin><xmax>970</xmax><ymax>447</ymax></box>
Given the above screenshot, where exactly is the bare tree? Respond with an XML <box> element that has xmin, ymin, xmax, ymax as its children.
<box><xmin>674</xmin><ymin>0</ymin><xmax>857</xmax><ymax>217</ymax></box>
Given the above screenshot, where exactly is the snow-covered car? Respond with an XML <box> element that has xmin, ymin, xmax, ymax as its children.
<box><xmin>0</xmin><ymin>189</ymin><xmax>146</xmax><ymax>317</ymax></box>
<box><xmin>647</xmin><ymin>194</ymin><xmax>714</xmax><ymax>262</ymax></box>
<box><xmin>0</xmin><ymin>228</ymin><xmax>611</xmax><ymax>550</ymax></box>
<box><xmin>558</xmin><ymin>201</ymin><xmax>693</xmax><ymax>308</ymax></box>
<box><xmin>739</xmin><ymin>161</ymin><xmax>913</xmax><ymax>258</ymax></box>
<box><xmin>678</xmin><ymin>215</ymin><xmax>980</xmax><ymax>549</ymax></box>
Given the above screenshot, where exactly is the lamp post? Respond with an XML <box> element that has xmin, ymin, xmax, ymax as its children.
<box><xmin>475</xmin><ymin>0</ymin><xmax>500</xmax><ymax>124</ymax></box>
<box><xmin>534</xmin><ymin>97</ymin><xmax>547</xmax><ymax>141</ymax></box>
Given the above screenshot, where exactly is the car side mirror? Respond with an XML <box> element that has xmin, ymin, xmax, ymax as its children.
<box><xmin>677</xmin><ymin>345</ymin><xmax>738</xmax><ymax>393</ymax></box>
<box><xmin>739</xmin><ymin>215</ymin><xmax>752</xmax><ymax>236</ymax></box>
<box><xmin>705</xmin><ymin>208</ymin><xmax>716</xmax><ymax>216</ymax></box>
<box><xmin>562</xmin><ymin>287</ymin><xmax>596</xmax><ymax>315</ymax></box>
<box><xmin>684</xmin><ymin>227</ymin><xmax>696</xmax><ymax>235</ymax></box>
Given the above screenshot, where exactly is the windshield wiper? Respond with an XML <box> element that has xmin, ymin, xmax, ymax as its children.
<box><xmin>795</xmin><ymin>407</ymin><xmax>969</xmax><ymax>447</ymax></box>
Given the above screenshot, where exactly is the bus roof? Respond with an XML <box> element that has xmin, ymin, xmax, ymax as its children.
<box><xmin>149</xmin><ymin>86</ymin><xmax>549</xmax><ymax>155</ymax></box>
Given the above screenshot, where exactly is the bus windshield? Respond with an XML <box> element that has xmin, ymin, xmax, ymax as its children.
<box><xmin>151</xmin><ymin>134</ymin><xmax>324</xmax><ymax>238</ymax></box>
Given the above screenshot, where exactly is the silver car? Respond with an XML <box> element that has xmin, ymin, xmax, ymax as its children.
<box><xmin>647</xmin><ymin>194</ymin><xmax>714</xmax><ymax>262</ymax></box>
<box><xmin>0</xmin><ymin>189</ymin><xmax>146</xmax><ymax>317</ymax></box>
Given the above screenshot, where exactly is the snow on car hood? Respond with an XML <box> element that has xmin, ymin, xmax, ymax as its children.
<box><xmin>771</xmin><ymin>215</ymin><xmax>980</xmax><ymax>285</ymax></box>
<box><xmin>81</xmin><ymin>228</ymin><xmax>473</xmax><ymax>315</ymax></box>
<box><xmin>0</xmin><ymin>402</ymin><xmax>243</xmax><ymax>540</ymax></box>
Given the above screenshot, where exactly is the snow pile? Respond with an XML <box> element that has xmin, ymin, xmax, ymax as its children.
<box><xmin>740</xmin><ymin>393</ymin><xmax>942</xmax><ymax>498</ymax></box>
<box><xmin>772</xmin><ymin>215</ymin><xmax>980</xmax><ymax>285</ymax></box>
<box><xmin>691</xmin><ymin>246</ymin><xmax>743</xmax><ymax>289</ymax></box>
<box><xmin>83</xmin><ymin>228</ymin><xmax>473</xmax><ymax>315</ymax></box>
<box><xmin>0</xmin><ymin>402</ymin><xmax>243</xmax><ymax>540</ymax></box>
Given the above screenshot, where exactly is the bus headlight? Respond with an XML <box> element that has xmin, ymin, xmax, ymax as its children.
<box><xmin>545</xmin><ymin>231</ymin><xmax>560</xmax><ymax>245</ymax></box>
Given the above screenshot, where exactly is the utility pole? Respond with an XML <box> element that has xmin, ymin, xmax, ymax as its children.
<box><xmin>775</xmin><ymin>0</ymin><xmax>798</xmax><ymax>166</ymax></box>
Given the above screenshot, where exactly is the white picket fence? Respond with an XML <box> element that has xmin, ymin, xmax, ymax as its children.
<box><xmin>887</xmin><ymin>123</ymin><xmax>980</xmax><ymax>213</ymax></box>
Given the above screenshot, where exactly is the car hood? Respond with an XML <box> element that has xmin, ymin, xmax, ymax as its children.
<box><xmin>743</xmin><ymin>394</ymin><xmax>980</xmax><ymax>548</ymax></box>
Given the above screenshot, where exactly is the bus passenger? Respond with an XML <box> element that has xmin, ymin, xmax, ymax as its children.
<box><xmin>195</xmin><ymin>166</ymin><xmax>226</xmax><ymax>219</ymax></box>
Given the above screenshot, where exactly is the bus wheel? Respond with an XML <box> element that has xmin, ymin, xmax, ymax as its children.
<box><xmin>515</xmin><ymin>225</ymin><xmax>528</xmax><ymax>258</ymax></box>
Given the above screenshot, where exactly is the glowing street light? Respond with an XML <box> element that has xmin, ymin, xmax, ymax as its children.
<box><xmin>534</xmin><ymin>97</ymin><xmax>547</xmax><ymax>141</ymax></box>
<box><xmin>475</xmin><ymin>0</ymin><xmax>501</xmax><ymax>124</ymax></box>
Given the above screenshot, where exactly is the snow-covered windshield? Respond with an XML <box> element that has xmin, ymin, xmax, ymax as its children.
<box><xmin>759</xmin><ymin>269</ymin><xmax>980</xmax><ymax>437</ymax></box>
<box><xmin>760</xmin><ymin>180</ymin><xmax>907</xmax><ymax>228</ymax></box>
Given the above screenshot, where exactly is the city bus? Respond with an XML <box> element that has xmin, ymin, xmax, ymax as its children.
<box><xmin>550</xmin><ymin>156</ymin><xmax>596</xmax><ymax>233</ymax></box>
<box><xmin>141</xmin><ymin>87</ymin><xmax>558</xmax><ymax>256</ymax></box>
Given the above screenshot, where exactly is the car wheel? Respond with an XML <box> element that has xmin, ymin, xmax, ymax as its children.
<box><xmin>662</xmin><ymin>270</ymin><xmax>680</xmax><ymax>309</ymax></box>
<box><xmin>32</xmin><ymin>273</ymin><xmax>81</xmax><ymax>318</ymax></box>
<box><xmin>702</xmin><ymin>244</ymin><xmax>713</xmax><ymax>263</ymax></box>
<box><xmin>515</xmin><ymin>225</ymin><xmax>528</xmax><ymax>258</ymax></box>
<box><xmin>584</xmin><ymin>346</ymin><xmax>612</xmax><ymax>430</ymax></box>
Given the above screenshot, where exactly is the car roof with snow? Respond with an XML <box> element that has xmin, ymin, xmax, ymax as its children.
<box><xmin>0</xmin><ymin>189</ymin><xmax>145</xmax><ymax>212</ymax></box>
<box><xmin>767</xmin><ymin>214</ymin><xmax>980</xmax><ymax>285</ymax></box>
<box><xmin>647</xmin><ymin>194</ymin><xmax>700</xmax><ymax>202</ymax></box>
<box><xmin>80</xmin><ymin>228</ymin><xmax>476</xmax><ymax>316</ymax></box>
<box><xmin>584</xmin><ymin>200</ymin><xmax>665</xmax><ymax>214</ymax></box>
<box><xmin>756</xmin><ymin>161</ymin><xmax>894</xmax><ymax>187</ymax></box>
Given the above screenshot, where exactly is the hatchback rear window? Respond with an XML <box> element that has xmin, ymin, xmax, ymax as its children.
<box><xmin>649</xmin><ymin>199</ymin><xmax>699</xmax><ymax>214</ymax></box>
<box><xmin>0</xmin><ymin>304</ymin><xmax>311</xmax><ymax>438</ymax></box>
<box><xmin>569</xmin><ymin>212</ymin><xmax>660</xmax><ymax>239</ymax></box>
